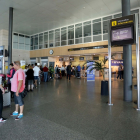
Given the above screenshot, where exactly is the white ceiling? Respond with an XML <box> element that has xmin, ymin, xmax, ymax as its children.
<box><xmin>0</xmin><ymin>0</ymin><xmax>139</xmax><ymax>35</ymax></box>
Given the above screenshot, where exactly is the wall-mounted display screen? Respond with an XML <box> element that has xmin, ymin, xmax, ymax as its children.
<box><xmin>111</xmin><ymin>27</ymin><xmax>133</xmax><ymax>42</ymax></box>
<box><xmin>59</xmin><ymin>58</ymin><xmax>63</xmax><ymax>61</ymax></box>
<box><xmin>70</xmin><ymin>57</ymin><xmax>74</xmax><ymax>61</ymax></box>
<box><xmin>79</xmin><ymin>57</ymin><xmax>84</xmax><ymax>61</ymax></box>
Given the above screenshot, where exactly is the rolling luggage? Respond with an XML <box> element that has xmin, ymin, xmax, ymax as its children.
<box><xmin>3</xmin><ymin>92</ymin><xmax>11</xmax><ymax>107</ymax></box>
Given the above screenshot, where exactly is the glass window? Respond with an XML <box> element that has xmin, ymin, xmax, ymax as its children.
<box><xmin>49</xmin><ymin>30</ymin><xmax>54</xmax><ymax>47</ymax></box>
<box><xmin>13</xmin><ymin>33</ymin><xmax>18</xmax><ymax>49</ymax></box>
<box><xmin>68</xmin><ymin>25</ymin><xmax>74</xmax><ymax>45</ymax></box>
<box><xmin>131</xmin><ymin>9</ymin><xmax>139</xmax><ymax>15</ymax></box>
<box><xmin>55</xmin><ymin>29</ymin><xmax>60</xmax><ymax>47</ymax></box>
<box><xmin>68</xmin><ymin>25</ymin><xmax>74</xmax><ymax>40</ymax></box>
<box><xmin>34</xmin><ymin>45</ymin><xmax>38</xmax><ymax>50</ymax></box>
<box><xmin>84</xmin><ymin>21</ymin><xmax>91</xmax><ymax>37</ymax></box>
<box><xmin>114</xmin><ymin>13</ymin><xmax>122</xmax><ymax>18</ymax></box>
<box><xmin>25</xmin><ymin>36</ymin><xmax>30</xmax><ymax>50</ymax></box>
<box><xmin>93</xmin><ymin>18</ymin><xmax>101</xmax><ymax>23</ymax></box>
<box><xmin>61</xmin><ymin>27</ymin><xmax>67</xmax><ymax>46</ymax></box>
<box><xmin>103</xmin><ymin>16</ymin><xmax>112</xmax><ymax>21</ymax></box>
<box><xmin>75</xmin><ymin>23</ymin><xmax>82</xmax><ymax>44</ymax></box>
<box><xmin>39</xmin><ymin>33</ymin><xmax>43</xmax><ymax>45</ymax></box>
<box><xmin>39</xmin><ymin>45</ymin><xmax>43</xmax><ymax>49</ymax></box>
<box><xmin>93</xmin><ymin>22</ymin><xmax>101</xmax><ymax>35</ymax></box>
<box><xmin>103</xmin><ymin>20</ymin><xmax>108</xmax><ymax>34</ymax></box>
<box><xmin>30</xmin><ymin>46</ymin><xmax>34</xmax><ymax>50</ymax></box>
<box><xmin>34</xmin><ymin>35</ymin><xmax>38</xmax><ymax>45</ymax></box>
<box><xmin>31</xmin><ymin>36</ymin><xmax>33</xmax><ymax>47</ymax></box>
<box><xmin>93</xmin><ymin>35</ymin><xmax>102</xmax><ymax>42</ymax></box>
<box><xmin>75</xmin><ymin>23</ymin><xmax>82</xmax><ymax>38</ymax></box>
<box><xmin>55</xmin><ymin>29</ymin><xmax>60</xmax><ymax>42</ymax></box>
<box><xmin>103</xmin><ymin>34</ymin><xmax>108</xmax><ymax>40</ymax></box>
<box><xmin>19</xmin><ymin>34</ymin><xmax>24</xmax><ymax>50</ymax></box>
<box><xmin>75</xmin><ymin>38</ymin><xmax>82</xmax><ymax>44</ymax></box>
<box><xmin>44</xmin><ymin>32</ymin><xmax>48</xmax><ymax>48</ymax></box>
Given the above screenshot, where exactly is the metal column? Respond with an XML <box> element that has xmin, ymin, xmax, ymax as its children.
<box><xmin>122</xmin><ymin>0</ymin><xmax>132</xmax><ymax>102</ymax></box>
<box><xmin>135</xmin><ymin>14</ymin><xmax>140</xmax><ymax>110</ymax></box>
<box><xmin>108</xmin><ymin>20</ymin><xmax>113</xmax><ymax>106</ymax></box>
<box><xmin>8</xmin><ymin>7</ymin><xmax>13</xmax><ymax>71</ymax></box>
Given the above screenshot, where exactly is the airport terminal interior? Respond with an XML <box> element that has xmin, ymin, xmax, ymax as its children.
<box><xmin>0</xmin><ymin>0</ymin><xmax>140</xmax><ymax>139</ymax></box>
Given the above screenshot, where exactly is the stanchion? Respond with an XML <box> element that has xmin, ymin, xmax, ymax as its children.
<box><xmin>108</xmin><ymin>20</ymin><xmax>113</xmax><ymax>106</ymax></box>
<box><xmin>135</xmin><ymin>14</ymin><xmax>140</xmax><ymax>111</ymax></box>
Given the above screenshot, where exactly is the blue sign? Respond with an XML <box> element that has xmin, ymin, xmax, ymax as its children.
<box><xmin>111</xmin><ymin>60</ymin><xmax>123</xmax><ymax>66</ymax></box>
<box><xmin>87</xmin><ymin>62</ymin><xmax>95</xmax><ymax>81</ymax></box>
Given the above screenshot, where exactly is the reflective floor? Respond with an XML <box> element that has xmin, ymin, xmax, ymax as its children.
<box><xmin>0</xmin><ymin>77</ymin><xmax>140</xmax><ymax>140</ymax></box>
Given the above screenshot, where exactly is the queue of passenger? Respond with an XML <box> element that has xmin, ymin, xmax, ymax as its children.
<box><xmin>0</xmin><ymin>62</ymin><xmax>87</xmax><ymax>122</ymax></box>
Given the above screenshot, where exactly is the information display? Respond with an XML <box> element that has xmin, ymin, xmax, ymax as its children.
<box><xmin>112</xmin><ymin>27</ymin><xmax>133</xmax><ymax>42</ymax></box>
<box><xmin>110</xmin><ymin>15</ymin><xmax>135</xmax><ymax>46</ymax></box>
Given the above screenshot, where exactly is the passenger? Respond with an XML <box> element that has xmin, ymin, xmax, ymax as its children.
<box><xmin>43</xmin><ymin>65</ymin><xmax>48</xmax><ymax>82</ymax></box>
<box><xmin>117</xmin><ymin>64</ymin><xmax>122</xmax><ymax>79</ymax></box>
<box><xmin>31</xmin><ymin>64</ymin><xmax>34</xmax><ymax>68</ymax></box>
<box><xmin>24</xmin><ymin>66</ymin><xmax>28</xmax><ymax>88</ymax></box>
<box><xmin>10</xmin><ymin>61</ymin><xmax>25</xmax><ymax>120</ymax></box>
<box><xmin>55</xmin><ymin>65</ymin><xmax>58</xmax><ymax>79</ymax></box>
<box><xmin>77</xmin><ymin>64</ymin><xmax>81</xmax><ymax>78</ymax></box>
<box><xmin>61</xmin><ymin>65</ymin><xmax>65</xmax><ymax>76</ymax></box>
<box><xmin>132</xmin><ymin>66</ymin><xmax>134</xmax><ymax>79</ymax></box>
<box><xmin>33</xmin><ymin>63</ymin><xmax>40</xmax><ymax>88</ymax></box>
<box><xmin>0</xmin><ymin>81</ymin><xmax>7</xmax><ymax>122</ymax></box>
<box><xmin>81</xmin><ymin>65</ymin><xmax>85</xmax><ymax>77</ymax></box>
<box><xmin>67</xmin><ymin>63</ymin><xmax>72</xmax><ymax>81</ymax></box>
<box><xmin>65</xmin><ymin>65</ymin><xmax>67</xmax><ymax>76</ymax></box>
<box><xmin>49</xmin><ymin>64</ymin><xmax>54</xmax><ymax>79</ymax></box>
<box><xmin>26</xmin><ymin>66</ymin><xmax>34</xmax><ymax>91</ymax></box>
<box><xmin>7</xmin><ymin>63</ymin><xmax>15</xmax><ymax>98</ymax></box>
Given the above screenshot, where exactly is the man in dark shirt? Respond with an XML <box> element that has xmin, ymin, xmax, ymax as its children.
<box><xmin>67</xmin><ymin>63</ymin><xmax>72</xmax><ymax>81</ymax></box>
<box><xmin>43</xmin><ymin>65</ymin><xmax>48</xmax><ymax>82</ymax></box>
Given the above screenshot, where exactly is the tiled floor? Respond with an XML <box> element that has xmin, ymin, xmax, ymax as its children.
<box><xmin>0</xmin><ymin>77</ymin><xmax>140</xmax><ymax>140</ymax></box>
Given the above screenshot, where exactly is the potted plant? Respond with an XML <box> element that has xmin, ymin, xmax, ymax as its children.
<box><xmin>85</xmin><ymin>56</ymin><xmax>114</xmax><ymax>96</ymax></box>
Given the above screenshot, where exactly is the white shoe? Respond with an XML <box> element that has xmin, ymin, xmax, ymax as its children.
<box><xmin>0</xmin><ymin>118</ymin><xmax>6</xmax><ymax>123</ymax></box>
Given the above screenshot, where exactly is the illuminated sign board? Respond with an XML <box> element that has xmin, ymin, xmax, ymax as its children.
<box><xmin>112</xmin><ymin>27</ymin><xmax>133</xmax><ymax>42</ymax></box>
<box><xmin>111</xmin><ymin>60</ymin><xmax>123</xmax><ymax>66</ymax></box>
<box><xmin>111</xmin><ymin>15</ymin><xmax>135</xmax><ymax>46</ymax></box>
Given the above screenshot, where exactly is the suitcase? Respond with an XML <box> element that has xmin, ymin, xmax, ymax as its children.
<box><xmin>3</xmin><ymin>92</ymin><xmax>11</xmax><ymax>107</ymax></box>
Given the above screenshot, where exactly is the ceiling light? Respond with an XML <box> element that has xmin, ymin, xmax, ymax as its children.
<box><xmin>83</xmin><ymin>7</ymin><xmax>85</xmax><ymax>9</ymax></box>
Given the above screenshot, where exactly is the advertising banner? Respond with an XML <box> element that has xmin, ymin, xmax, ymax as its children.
<box><xmin>20</xmin><ymin>60</ymin><xmax>26</xmax><ymax>69</ymax></box>
<box><xmin>111</xmin><ymin>60</ymin><xmax>123</xmax><ymax>66</ymax></box>
<box><xmin>87</xmin><ymin>62</ymin><xmax>95</xmax><ymax>81</ymax></box>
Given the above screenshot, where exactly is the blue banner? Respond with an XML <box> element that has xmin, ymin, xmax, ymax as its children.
<box><xmin>111</xmin><ymin>60</ymin><xmax>123</xmax><ymax>66</ymax></box>
<box><xmin>87</xmin><ymin>62</ymin><xmax>95</xmax><ymax>81</ymax></box>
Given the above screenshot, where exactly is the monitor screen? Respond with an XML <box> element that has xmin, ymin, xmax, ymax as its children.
<box><xmin>70</xmin><ymin>57</ymin><xmax>74</xmax><ymax>61</ymax></box>
<box><xmin>112</xmin><ymin>27</ymin><xmax>133</xmax><ymax>42</ymax></box>
<box><xmin>79</xmin><ymin>57</ymin><xmax>84</xmax><ymax>61</ymax></box>
<box><xmin>59</xmin><ymin>58</ymin><xmax>63</xmax><ymax>61</ymax></box>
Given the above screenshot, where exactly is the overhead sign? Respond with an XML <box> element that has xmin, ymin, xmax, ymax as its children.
<box><xmin>111</xmin><ymin>15</ymin><xmax>134</xmax><ymax>27</ymax></box>
<box><xmin>111</xmin><ymin>15</ymin><xmax>135</xmax><ymax>46</ymax></box>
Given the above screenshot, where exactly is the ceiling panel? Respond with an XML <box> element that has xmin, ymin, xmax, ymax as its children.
<box><xmin>0</xmin><ymin>0</ymin><xmax>139</xmax><ymax>35</ymax></box>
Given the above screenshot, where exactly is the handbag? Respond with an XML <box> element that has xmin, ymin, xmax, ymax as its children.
<box><xmin>21</xmin><ymin>88</ymin><xmax>27</xmax><ymax>98</ymax></box>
